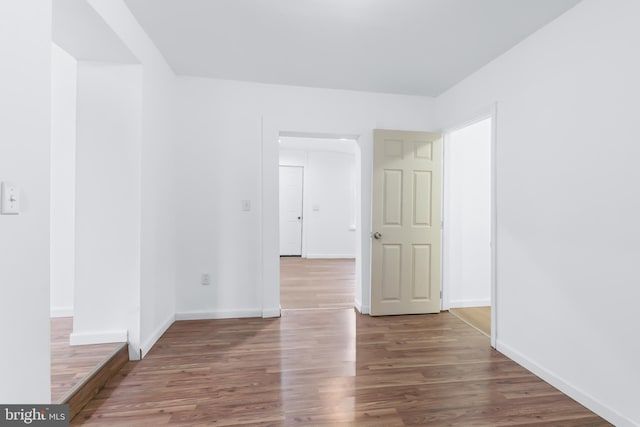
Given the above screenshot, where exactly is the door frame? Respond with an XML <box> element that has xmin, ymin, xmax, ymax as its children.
<box><xmin>261</xmin><ymin>107</ymin><xmax>497</xmax><ymax>348</ymax></box>
<box><xmin>440</xmin><ymin>104</ymin><xmax>498</xmax><ymax>348</ymax></box>
<box><xmin>278</xmin><ymin>165</ymin><xmax>305</xmax><ymax>257</ymax></box>
<box><xmin>261</xmin><ymin>119</ymin><xmax>368</xmax><ymax>317</ymax></box>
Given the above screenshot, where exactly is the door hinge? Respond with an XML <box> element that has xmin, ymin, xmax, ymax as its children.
<box><xmin>440</xmin><ymin>290</ymin><xmax>442</xmax><ymax>299</ymax></box>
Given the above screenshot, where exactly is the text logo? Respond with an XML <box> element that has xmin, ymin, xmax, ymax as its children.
<box><xmin>0</xmin><ymin>405</ymin><xmax>68</xmax><ymax>427</ymax></box>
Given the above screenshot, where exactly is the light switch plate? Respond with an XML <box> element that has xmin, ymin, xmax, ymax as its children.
<box><xmin>1</xmin><ymin>182</ymin><xmax>20</xmax><ymax>215</ymax></box>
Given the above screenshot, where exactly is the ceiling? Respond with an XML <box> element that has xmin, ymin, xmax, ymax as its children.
<box><xmin>53</xmin><ymin>0</ymin><xmax>138</xmax><ymax>64</ymax></box>
<box><xmin>124</xmin><ymin>0</ymin><xmax>581</xmax><ymax>97</ymax></box>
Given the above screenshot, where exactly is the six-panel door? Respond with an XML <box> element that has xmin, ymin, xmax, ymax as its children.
<box><xmin>371</xmin><ymin>129</ymin><xmax>442</xmax><ymax>315</ymax></box>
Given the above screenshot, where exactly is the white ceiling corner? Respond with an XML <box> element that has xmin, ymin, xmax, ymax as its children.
<box><xmin>53</xmin><ymin>0</ymin><xmax>138</xmax><ymax>64</ymax></box>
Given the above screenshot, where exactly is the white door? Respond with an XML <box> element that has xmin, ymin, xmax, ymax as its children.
<box><xmin>279</xmin><ymin>166</ymin><xmax>304</xmax><ymax>256</ymax></box>
<box><xmin>371</xmin><ymin>129</ymin><xmax>442</xmax><ymax>315</ymax></box>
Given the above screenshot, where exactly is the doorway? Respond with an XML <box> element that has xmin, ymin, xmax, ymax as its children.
<box><xmin>442</xmin><ymin>116</ymin><xmax>493</xmax><ymax>339</ymax></box>
<box><xmin>279</xmin><ymin>166</ymin><xmax>304</xmax><ymax>257</ymax></box>
<box><xmin>278</xmin><ymin>136</ymin><xmax>359</xmax><ymax>310</ymax></box>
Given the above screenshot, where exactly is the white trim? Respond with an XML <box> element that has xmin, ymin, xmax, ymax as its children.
<box><xmin>280</xmin><ymin>131</ymin><xmax>360</xmax><ymax>140</ymax></box>
<box><xmin>354</xmin><ymin>298</ymin><xmax>363</xmax><ymax>313</ymax></box>
<box><xmin>440</xmin><ymin>105</ymin><xmax>494</xmax><ymax>135</ymax></box>
<box><xmin>449</xmin><ymin>299</ymin><xmax>491</xmax><ymax>308</ymax></box>
<box><xmin>353</xmin><ymin>299</ymin><xmax>370</xmax><ymax>314</ymax></box>
<box><xmin>265</xmin><ymin>124</ymin><xmax>367</xmax><ymax>321</ymax></box>
<box><xmin>440</xmin><ymin>132</ymin><xmax>447</xmax><ymax>311</ymax></box>
<box><xmin>50</xmin><ymin>306</ymin><xmax>73</xmax><ymax>318</ymax></box>
<box><xmin>175</xmin><ymin>309</ymin><xmax>263</xmax><ymax>321</ymax></box>
<box><xmin>497</xmin><ymin>340</ymin><xmax>635</xmax><ymax>427</ymax></box>
<box><xmin>262</xmin><ymin>307</ymin><xmax>281</xmax><ymax>318</ymax></box>
<box><xmin>489</xmin><ymin>103</ymin><xmax>498</xmax><ymax>349</ymax></box>
<box><xmin>306</xmin><ymin>254</ymin><xmax>356</xmax><ymax>259</ymax></box>
<box><xmin>69</xmin><ymin>329</ymin><xmax>127</xmax><ymax>346</ymax></box>
<box><xmin>140</xmin><ymin>313</ymin><xmax>175</xmax><ymax>359</ymax></box>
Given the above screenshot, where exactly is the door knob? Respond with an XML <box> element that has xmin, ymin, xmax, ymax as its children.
<box><xmin>371</xmin><ymin>232</ymin><xmax>382</xmax><ymax>240</ymax></box>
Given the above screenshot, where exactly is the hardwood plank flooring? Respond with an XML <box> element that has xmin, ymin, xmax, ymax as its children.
<box><xmin>72</xmin><ymin>310</ymin><xmax>609</xmax><ymax>426</ymax></box>
<box><xmin>280</xmin><ymin>257</ymin><xmax>355</xmax><ymax>310</ymax></box>
<box><xmin>51</xmin><ymin>317</ymin><xmax>122</xmax><ymax>403</ymax></box>
<box><xmin>65</xmin><ymin>344</ymin><xmax>129</xmax><ymax>420</ymax></box>
<box><xmin>449</xmin><ymin>306</ymin><xmax>491</xmax><ymax>337</ymax></box>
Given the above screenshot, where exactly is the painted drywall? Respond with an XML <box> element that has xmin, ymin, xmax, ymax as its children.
<box><xmin>87</xmin><ymin>0</ymin><xmax>178</xmax><ymax>357</ymax></box>
<box><xmin>52</xmin><ymin>0</ymin><xmax>137</xmax><ymax>64</ymax></box>
<box><xmin>443</xmin><ymin>118</ymin><xmax>491</xmax><ymax>308</ymax></box>
<box><xmin>0</xmin><ymin>1</ymin><xmax>52</xmax><ymax>403</ymax></box>
<box><xmin>50</xmin><ymin>43</ymin><xmax>77</xmax><ymax>317</ymax></box>
<box><xmin>280</xmin><ymin>146</ymin><xmax>357</xmax><ymax>258</ymax></box>
<box><xmin>436</xmin><ymin>1</ymin><xmax>640</xmax><ymax>424</ymax></box>
<box><xmin>73</xmin><ymin>61</ymin><xmax>142</xmax><ymax>356</ymax></box>
<box><xmin>175</xmin><ymin>77</ymin><xmax>436</xmax><ymax>317</ymax></box>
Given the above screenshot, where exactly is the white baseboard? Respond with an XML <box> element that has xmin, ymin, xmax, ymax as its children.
<box><xmin>128</xmin><ymin>346</ymin><xmax>140</xmax><ymax>361</ymax></box>
<box><xmin>354</xmin><ymin>299</ymin><xmax>370</xmax><ymax>315</ymax></box>
<box><xmin>140</xmin><ymin>313</ymin><xmax>175</xmax><ymax>359</ymax></box>
<box><xmin>262</xmin><ymin>307</ymin><xmax>281</xmax><ymax>318</ymax></box>
<box><xmin>449</xmin><ymin>298</ymin><xmax>490</xmax><ymax>308</ymax></box>
<box><xmin>69</xmin><ymin>329</ymin><xmax>128</xmax><ymax>346</ymax></box>
<box><xmin>50</xmin><ymin>306</ymin><xmax>73</xmax><ymax>318</ymax></box>
<box><xmin>497</xmin><ymin>340</ymin><xmax>636</xmax><ymax>427</ymax></box>
<box><xmin>306</xmin><ymin>254</ymin><xmax>356</xmax><ymax>259</ymax></box>
<box><xmin>175</xmin><ymin>308</ymin><xmax>263</xmax><ymax>321</ymax></box>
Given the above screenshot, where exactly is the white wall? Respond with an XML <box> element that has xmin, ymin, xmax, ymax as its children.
<box><xmin>73</xmin><ymin>62</ymin><xmax>142</xmax><ymax>356</ymax></box>
<box><xmin>175</xmin><ymin>77</ymin><xmax>436</xmax><ymax>318</ymax></box>
<box><xmin>87</xmin><ymin>0</ymin><xmax>178</xmax><ymax>357</ymax></box>
<box><xmin>436</xmin><ymin>1</ymin><xmax>640</xmax><ymax>425</ymax></box>
<box><xmin>50</xmin><ymin>43</ymin><xmax>77</xmax><ymax>317</ymax></box>
<box><xmin>0</xmin><ymin>1</ymin><xmax>52</xmax><ymax>403</ymax></box>
<box><xmin>443</xmin><ymin>118</ymin><xmax>491</xmax><ymax>308</ymax></box>
<box><xmin>280</xmin><ymin>146</ymin><xmax>357</xmax><ymax>258</ymax></box>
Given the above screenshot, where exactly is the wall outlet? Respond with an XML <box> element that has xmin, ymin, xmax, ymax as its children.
<box><xmin>241</xmin><ymin>200</ymin><xmax>251</xmax><ymax>211</ymax></box>
<box><xmin>201</xmin><ymin>273</ymin><xmax>210</xmax><ymax>286</ymax></box>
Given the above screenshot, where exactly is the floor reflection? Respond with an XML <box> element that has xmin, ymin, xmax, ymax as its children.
<box><xmin>72</xmin><ymin>309</ymin><xmax>610</xmax><ymax>426</ymax></box>
<box><xmin>279</xmin><ymin>308</ymin><xmax>356</xmax><ymax>424</ymax></box>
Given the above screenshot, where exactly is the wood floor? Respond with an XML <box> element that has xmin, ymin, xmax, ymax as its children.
<box><xmin>449</xmin><ymin>306</ymin><xmax>491</xmax><ymax>337</ymax></box>
<box><xmin>280</xmin><ymin>257</ymin><xmax>355</xmax><ymax>310</ymax></box>
<box><xmin>71</xmin><ymin>260</ymin><xmax>608</xmax><ymax>426</ymax></box>
<box><xmin>51</xmin><ymin>317</ymin><xmax>122</xmax><ymax>403</ymax></box>
<box><xmin>73</xmin><ymin>310</ymin><xmax>609</xmax><ymax>426</ymax></box>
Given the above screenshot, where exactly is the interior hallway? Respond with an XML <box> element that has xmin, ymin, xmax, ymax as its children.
<box><xmin>280</xmin><ymin>257</ymin><xmax>355</xmax><ymax>310</ymax></box>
